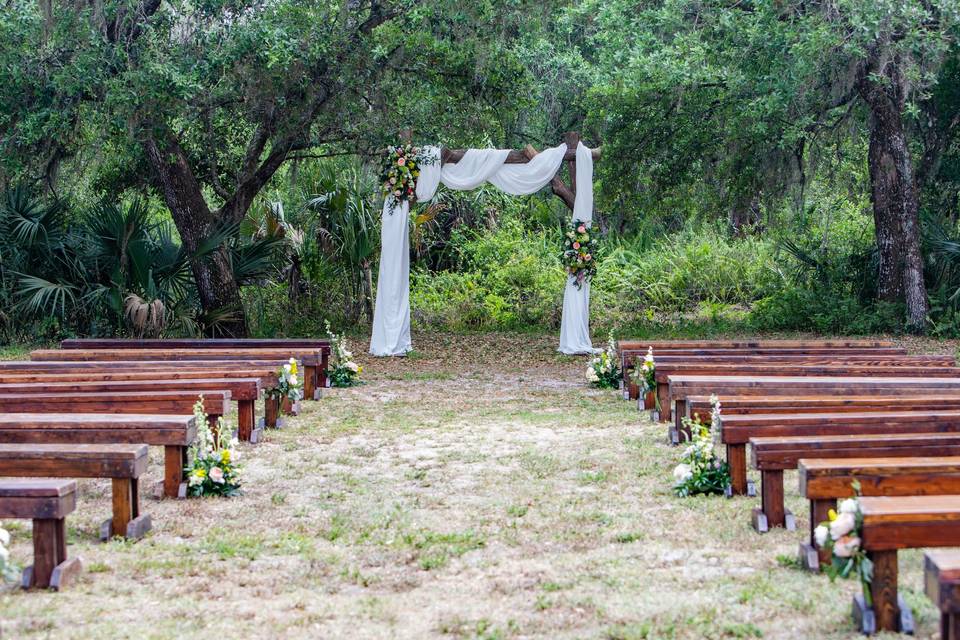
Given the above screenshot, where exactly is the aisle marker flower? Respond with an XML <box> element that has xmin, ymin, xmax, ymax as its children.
<box><xmin>672</xmin><ymin>395</ymin><xmax>730</xmax><ymax>496</ymax></box>
<box><xmin>586</xmin><ymin>332</ymin><xmax>621</xmax><ymax>389</ymax></box>
<box><xmin>184</xmin><ymin>397</ymin><xmax>242</xmax><ymax>497</ymax></box>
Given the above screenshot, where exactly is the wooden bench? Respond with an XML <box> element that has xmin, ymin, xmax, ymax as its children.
<box><xmin>60</xmin><ymin>338</ymin><xmax>331</xmax><ymax>394</ymax></box>
<box><xmin>33</xmin><ymin>348</ymin><xmax>326</xmax><ymax>400</ymax></box>
<box><xmin>685</xmin><ymin>394</ymin><xmax>960</xmax><ymax>424</ymax></box>
<box><xmin>0</xmin><ymin>443</ymin><xmax>151</xmax><ymax>540</ymax></box>
<box><xmin>667</xmin><ymin>374</ymin><xmax>960</xmax><ymax>424</ymax></box>
<box><xmin>0</xmin><ymin>413</ymin><xmax>196</xmax><ymax>498</ymax></box>
<box><xmin>854</xmin><ymin>495</ymin><xmax>960</xmax><ymax>634</ymax></box>
<box><xmin>0</xmin><ymin>479</ymin><xmax>81</xmax><ymax>590</ymax></box>
<box><xmin>0</xmin><ymin>379</ymin><xmax>261</xmax><ymax>442</ymax></box>
<box><xmin>0</xmin><ymin>390</ymin><xmax>229</xmax><ymax>422</ymax></box>
<box><xmin>798</xmin><ymin>457</ymin><xmax>960</xmax><ymax>570</ymax></box>
<box><xmin>657</xmin><ymin>364</ymin><xmax>960</xmax><ymax>421</ymax></box>
<box><xmin>722</xmin><ymin>409</ymin><xmax>960</xmax><ymax>501</ymax></box>
<box><xmin>925</xmin><ymin>550</ymin><xmax>960</xmax><ymax>640</ymax></box>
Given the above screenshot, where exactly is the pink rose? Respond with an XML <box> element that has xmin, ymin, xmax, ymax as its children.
<box><xmin>833</xmin><ymin>535</ymin><xmax>861</xmax><ymax>558</ymax></box>
<box><xmin>397</xmin><ymin>157</ymin><xmax>406</xmax><ymax>166</ymax></box>
<box><xmin>577</xmin><ymin>225</ymin><xmax>586</xmax><ymax>233</ymax></box>
<box><xmin>573</xmin><ymin>242</ymin><xmax>581</xmax><ymax>250</ymax></box>
<box><xmin>585</xmin><ymin>254</ymin><xmax>592</xmax><ymax>261</ymax></box>
<box><xmin>209</xmin><ymin>467</ymin><xmax>225</xmax><ymax>484</ymax></box>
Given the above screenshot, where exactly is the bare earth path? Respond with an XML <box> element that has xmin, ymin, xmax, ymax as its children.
<box><xmin>0</xmin><ymin>333</ymin><xmax>945</xmax><ymax>639</ymax></box>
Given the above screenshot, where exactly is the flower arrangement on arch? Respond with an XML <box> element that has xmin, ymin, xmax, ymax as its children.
<box><xmin>586</xmin><ymin>332</ymin><xmax>620</xmax><ymax>388</ymax></box>
<box><xmin>0</xmin><ymin>522</ymin><xmax>16</xmax><ymax>583</ymax></box>
<box><xmin>268</xmin><ymin>357</ymin><xmax>304</xmax><ymax>403</ymax></box>
<box><xmin>672</xmin><ymin>395</ymin><xmax>730</xmax><ymax>496</ymax></box>
<box><xmin>380</xmin><ymin>144</ymin><xmax>437</xmax><ymax>212</ymax></box>
<box><xmin>326</xmin><ymin>322</ymin><xmax>362</xmax><ymax>387</ymax></box>
<box><xmin>561</xmin><ymin>219</ymin><xmax>597</xmax><ymax>289</ymax></box>
<box><xmin>630</xmin><ymin>347</ymin><xmax>657</xmax><ymax>406</ymax></box>
<box><xmin>814</xmin><ymin>486</ymin><xmax>873</xmax><ymax>602</ymax></box>
<box><xmin>185</xmin><ymin>397</ymin><xmax>242</xmax><ymax>497</ymax></box>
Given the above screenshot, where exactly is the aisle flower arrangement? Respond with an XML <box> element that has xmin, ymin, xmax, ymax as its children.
<box><xmin>586</xmin><ymin>332</ymin><xmax>620</xmax><ymax>388</ymax></box>
<box><xmin>380</xmin><ymin>144</ymin><xmax>437</xmax><ymax>212</ymax></box>
<box><xmin>0</xmin><ymin>522</ymin><xmax>16</xmax><ymax>582</ymax></box>
<box><xmin>185</xmin><ymin>398</ymin><xmax>242</xmax><ymax>497</ymax></box>
<box><xmin>630</xmin><ymin>347</ymin><xmax>657</xmax><ymax>406</ymax></box>
<box><xmin>326</xmin><ymin>322</ymin><xmax>363</xmax><ymax>387</ymax></box>
<box><xmin>269</xmin><ymin>357</ymin><xmax>304</xmax><ymax>403</ymax></box>
<box><xmin>814</xmin><ymin>488</ymin><xmax>873</xmax><ymax>602</ymax></box>
<box><xmin>672</xmin><ymin>395</ymin><xmax>730</xmax><ymax>496</ymax></box>
<box><xmin>561</xmin><ymin>219</ymin><xmax>597</xmax><ymax>289</ymax></box>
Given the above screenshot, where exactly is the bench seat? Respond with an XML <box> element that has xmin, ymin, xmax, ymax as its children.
<box><xmin>925</xmin><ymin>550</ymin><xmax>960</xmax><ymax>640</ymax></box>
<box><xmin>0</xmin><ymin>479</ymin><xmax>81</xmax><ymax>590</ymax></box>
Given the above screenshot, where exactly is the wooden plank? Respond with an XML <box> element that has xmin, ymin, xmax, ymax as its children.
<box><xmin>0</xmin><ymin>391</ymin><xmax>229</xmax><ymax>416</ymax></box>
<box><xmin>800</xmin><ymin>457</ymin><xmax>960</xmax><ymax>499</ymax></box>
<box><xmin>687</xmin><ymin>394</ymin><xmax>960</xmax><ymax>419</ymax></box>
<box><xmin>30</xmin><ymin>348</ymin><xmax>322</xmax><ymax>366</ymax></box>
<box><xmin>0</xmin><ymin>479</ymin><xmax>77</xmax><ymax>520</ymax></box>
<box><xmin>860</xmin><ymin>495</ymin><xmax>960</xmax><ymax>549</ymax></box>
<box><xmin>0</xmin><ymin>379</ymin><xmax>261</xmax><ymax>401</ymax></box>
<box><xmin>0</xmin><ymin>443</ymin><xmax>148</xmax><ymax>477</ymax></box>
<box><xmin>618</xmin><ymin>339</ymin><xmax>897</xmax><ymax>349</ymax></box>
<box><xmin>722</xmin><ymin>410</ymin><xmax>960</xmax><ymax>445</ymax></box>
<box><xmin>655</xmin><ymin>363</ymin><xmax>960</xmax><ymax>381</ymax></box>
<box><xmin>61</xmin><ymin>338</ymin><xmax>329</xmax><ymax>349</ymax></box>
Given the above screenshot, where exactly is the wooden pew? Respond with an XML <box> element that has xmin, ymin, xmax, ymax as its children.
<box><xmin>622</xmin><ymin>351</ymin><xmax>936</xmax><ymax>400</ymax></box>
<box><xmin>685</xmin><ymin>394</ymin><xmax>960</xmax><ymax>424</ymax></box>
<box><xmin>855</xmin><ymin>495</ymin><xmax>960</xmax><ymax>634</ymax></box>
<box><xmin>0</xmin><ymin>479</ymin><xmax>81</xmax><ymax>590</ymax></box>
<box><xmin>0</xmin><ymin>413</ymin><xmax>196</xmax><ymax>498</ymax></box>
<box><xmin>0</xmin><ymin>379</ymin><xmax>261</xmax><ymax>442</ymax></box>
<box><xmin>722</xmin><ymin>409</ymin><xmax>960</xmax><ymax>501</ymax></box>
<box><xmin>798</xmin><ymin>457</ymin><xmax>960</xmax><ymax>570</ymax></box>
<box><xmin>0</xmin><ymin>443</ymin><xmax>150</xmax><ymax>540</ymax></box>
<box><xmin>656</xmin><ymin>363</ymin><xmax>960</xmax><ymax>415</ymax></box>
<box><xmin>32</xmin><ymin>348</ymin><xmax>326</xmax><ymax>400</ymax></box>
<box><xmin>61</xmin><ymin>339</ymin><xmax>332</xmax><ymax>398</ymax></box>
<box><xmin>0</xmin><ymin>390</ymin><xmax>229</xmax><ymax>422</ymax></box>
<box><xmin>925</xmin><ymin>550</ymin><xmax>960</xmax><ymax>640</ymax></box>
<box><xmin>667</xmin><ymin>374</ymin><xmax>960</xmax><ymax>424</ymax></box>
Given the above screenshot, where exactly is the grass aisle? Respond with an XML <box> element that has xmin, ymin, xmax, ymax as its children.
<box><xmin>0</xmin><ymin>333</ymin><xmax>941</xmax><ymax>639</ymax></box>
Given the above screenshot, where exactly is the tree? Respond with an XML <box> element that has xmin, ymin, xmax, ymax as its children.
<box><xmin>0</xmin><ymin>0</ymin><xmax>541</xmax><ymax>335</ymax></box>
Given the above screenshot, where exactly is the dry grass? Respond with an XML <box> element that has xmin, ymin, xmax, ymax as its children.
<box><xmin>0</xmin><ymin>331</ymin><xmax>951</xmax><ymax>639</ymax></box>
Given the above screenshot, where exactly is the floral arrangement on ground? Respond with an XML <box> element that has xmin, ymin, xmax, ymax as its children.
<box><xmin>327</xmin><ymin>322</ymin><xmax>362</xmax><ymax>387</ymax></box>
<box><xmin>630</xmin><ymin>346</ymin><xmax>657</xmax><ymax>407</ymax></box>
<box><xmin>185</xmin><ymin>397</ymin><xmax>242</xmax><ymax>497</ymax></box>
<box><xmin>672</xmin><ymin>395</ymin><xmax>730</xmax><ymax>496</ymax></box>
<box><xmin>380</xmin><ymin>144</ymin><xmax>437</xmax><ymax>211</ymax></box>
<box><xmin>586</xmin><ymin>332</ymin><xmax>620</xmax><ymax>389</ymax></box>
<box><xmin>561</xmin><ymin>219</ymin><xmax>597</xmax><ymax>289</ymax></box>
<box><xmin>269</xmin><ymin>357</ymin><xmax>304</xmax><ymax>403</ymax></box>
<box><xmin>814</xmin><ymin>487</ymin><xmax>872</xmax><ymax>601</ymax></box>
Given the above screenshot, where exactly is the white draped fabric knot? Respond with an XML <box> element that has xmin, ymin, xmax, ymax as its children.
<box><xmin>369</xmin><ymin>142</ymin><xmax>596</xmax><ymax>356</ymax></box>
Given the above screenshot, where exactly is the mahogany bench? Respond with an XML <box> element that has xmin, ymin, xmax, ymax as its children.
<box><xmin>798</xmin><ymin>456</ymin><xmax>960</xmax><ymax>570</ymax></box>
<box><xmin>0</xmin><ymin>479</ymin><xmax>81</xmax><ymax>590</ymax></box>
<box><xmin>0</xmin><ymin>443</ymin><xmax>150</xmax><ymax>540</ymax></box>
<box><xmin>853</xmin><ymin>495</ymin><xmax>960</xmax><ymax>634</ymax></box>
<box><xmin>925</xmin><ymin>550</ymin><xmax>960</xmax><ymax>640</ymax></box>
<box><xmin>0</xmin><ymin>413</ymin><xmax>196</xmax><ymax>498</ymax></box>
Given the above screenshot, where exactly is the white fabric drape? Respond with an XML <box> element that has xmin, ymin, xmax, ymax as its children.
<box><xmin>370</xmin><ymin>142</ymin><xmax>596</xmax><ymax>356</ymax></box>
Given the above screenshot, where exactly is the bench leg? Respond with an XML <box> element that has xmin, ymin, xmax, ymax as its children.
<box><xmin>658</xmin><ymin>384</ymin><xmax>671</xmax><ymax>423</ymax></box>
<box><xmin>101</xmin><ymin>478</ymin><xmax>152</xmax><ymax>541</ymax></box>
<box><xmin>628</xmin><ymin>381</ymin><xmax>639</xmax><ymax>401</ymax></box>
<box><xmin>870</xmin><ymin>549</ymin><xmax>901</xmax><ymax>632</ymax></box>
<box><xmin>727</xmin><ymin>444</ymin><xmax>748</xmax><ymax>496</ymax></box>
<box><xmin>752</xmin><ymin>470</ymin><xmax>793</xmax><ymax>532</ymax></box>
<box><xmin>303</xmin><ymin>365</ymin><xmax>317</xmax><ymax>401</ymax></box>
<box><xmin>264</xmin><ymin>394</ymin><xmax>280</xmax><ymax>428</ymax></box>
<box><xmin>25</xmin><ymin>518</ymin><xmax>66</xmax><ymax>589</ymax></box>
<box><xmin>237</xmin><ymin>399</ymin><xmax>257</xmax><ymax>442</ymax></box>
<box><xmin>944</xmin><ymin>612</ymin><xmax>960</xmax><ymax>640</ymax></box>
<box><xmin>320</xmin><ymin>351</ymin><xmax>329</xmax><ymax>394</ymax></box>
<box><xmin>800</xmin><ymin>498</ymin><xmax>836</xmax><ymax>571</ymax></box>
<box><xmin>163</xmin><ymin>445</ymin><xmax>187</xmax><ymax>499</ymax></box>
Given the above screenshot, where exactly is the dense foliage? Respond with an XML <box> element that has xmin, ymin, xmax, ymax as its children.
<box><xmin>3</xmin><ymin>1</ymin><xmax>960</xmax><ymax>339</ymax></box>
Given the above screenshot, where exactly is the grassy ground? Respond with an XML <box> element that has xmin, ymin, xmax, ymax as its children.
<box><xmin>0</xmin><ymin>332</ymin><xmax>952</xmax><ymax>639</ymax></box>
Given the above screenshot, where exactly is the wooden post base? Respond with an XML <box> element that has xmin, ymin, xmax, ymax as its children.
<box><xmin>100</xmin><ymin>513</ymin><xmax>152</xmax><ymax>541</ymax></box>
<box><xmin>163</xmin><ymin>445</ymin><xmax>187</xmax><ymax>499</ymax></box>
<box><xmin>799</xmin><ymin>542</ymin><xmax>821</xmax><ymax>572</ymax></box>
<box><xmin>751</xmin><ymin>508</ymin><xmax>795</xmax><ymax>534</ymax></box>
<box><xmin>852</xmin><ymin>593</ymin><xmax>914</xmax><ymax>636</ymax></box>
<box><xmin>22</xmin><ymin>556</ymin><xmax>82</xmax><ymax>591</ymax></box>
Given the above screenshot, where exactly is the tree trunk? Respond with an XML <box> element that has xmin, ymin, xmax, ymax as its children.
<box><xmin>857</xmin><ymin>56</ymin><xmax>929</xmax><ymax>333</ymax></box>
<box><xmin>144</xmin><ymin>133</ymin><xmax>248</xmax><ymax>337</ymax></box>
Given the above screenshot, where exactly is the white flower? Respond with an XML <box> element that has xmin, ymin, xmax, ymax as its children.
<box><xmin>283</xmin><ymin>363</ymin><xmax>292</xmax><ymax>373</ymax></box>
<box><xmin>209</xmin><ymin>467</ymin><xmax>225</xmax><ymax>484</ymax></box>
<box><xmin>813</xmin><ymin>525</ymin><xmax>829</xmax><ymax>548</ymax></box>
<box><xmin>0</xmin><ymin>527</ymin><xmax>9</xmax><ymax>547</ymax></box>
<box><xmin>345</xmin><ymin>361</ymin><xmax>359</xmax><ymax>373</ymax></box>
<box><xmin>838</xmin><ymin>498</ymin><xmax>859</xmax><ymax>515</ymax></box>
<box><xmin>586</xmin><ymin>367</ymin><xmax>599</xmax><ymax>382</ymax></box>
<box><xmin>188</xmin><ymin>471</ymin><xmax>205</xmax><ymax>486</ymax></box>
<box><xmin>829</xmin><ymin>512</ymin><xmax>856</xmax><ymax>540</ymax></box>
<box><xmin>289</xmin><ymin>374</ymin><xmax>298</xmax><ymax>386</ymax></box>
<box><xmin>834</xmin><ymin>535</ymin><xmax>861</xmax><ymax>558</ymax></box>
<box><xmin>289</xmin><ymin>357</ymin><xmax>296</xmax><ymax>365</ymax></box>
<box><xmin>673</xmin><ymin>463</ymin><xmax>693</xmax><ymax>482</ymax></box>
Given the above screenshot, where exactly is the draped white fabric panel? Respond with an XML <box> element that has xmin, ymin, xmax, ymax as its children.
<box><xmin>370</xmin><ymin>142</ymin><xmax>596</xmax><ymax>356</ymax></box>
<box><xmin>557</xmin><ymin>142</ymin><xmax>597</xmax><ymax>354</ymax></box>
